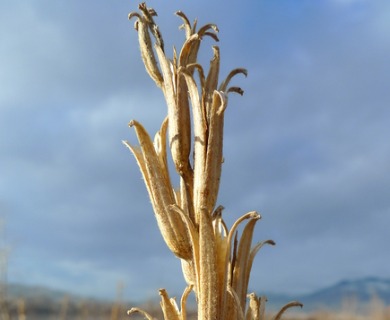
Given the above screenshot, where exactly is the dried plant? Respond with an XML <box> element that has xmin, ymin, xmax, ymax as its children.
<box><xmin>124</xmin><ymin>3</ymin><xmax>302</xmax><ymax>320</ymax></box>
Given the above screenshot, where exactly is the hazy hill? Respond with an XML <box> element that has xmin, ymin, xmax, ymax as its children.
<box><xmin>300</xmin><ymin>277</ymin><xmax>390</xmax><ymax>310</ymax></box>
<box><xmin>6</xmin><ymin>283</ymin><xmax>120</xmax><ymax>319</ymax></box>
<box><xmin>266</xmin><ymin>277</ymin><xmax>390</xmax><ymax>311</ymax></box>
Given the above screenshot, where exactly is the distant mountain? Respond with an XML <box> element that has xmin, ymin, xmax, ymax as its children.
<box><xmin>8</xmin><ymin>283</ymin><xmax>78</xmax><ymax>303</ymax></box>
<box><xmin>6</xmin><ymin>283</ymin><xmax>117</xmax><ymax>318</ymax></box>
<box><xmin>300</xmin><ymin>277</ymin><xmax>390</xmax><ymax>311</ymax></box>
<box><xmin>265</xmin><ymin>277</ymin><xmax>390</xmax><ymax>312</ymax></box>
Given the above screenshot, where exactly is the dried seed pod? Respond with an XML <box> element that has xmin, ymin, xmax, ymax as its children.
<box><xmin>198</xmin><ymin>90</ymin><xmax>227</xmax><ymax>216</ymax></box>
<box><xmin>159</xmin><ymin>289</ymin><xmax>181</xmax><ymax>320</ymax></box>
<box><xmin>203</xmin><ymin>46</ymin><xmax>220</xmax><ymax>121</ymax></box>
<box><xmin>155</xmin><ymin>45</ymin><xmax>193</xmax><ymax>184</ymax></box>
<box><xmin>129</xmin><ymin>9</ymin><xmax>163</xmax><ymax>87</ymax></box>
<box><xmin>123</xmin><ymin>120</ymin><xmax>192</xmax><ymax>260</ymax></box>
<box><xmin>125</xmin><ymin>4</ymin><xmax>302</xmax><ymax>320</ymax></box>
<box><xmin>232</xmin><ymin>213</ymin><xmax>261</xmax><ymax>309</ymax></box>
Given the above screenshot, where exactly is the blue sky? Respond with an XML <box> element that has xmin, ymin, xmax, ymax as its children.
<box><xmin>1</xmin><ymin>0</ymin><xmax>389</xmax><ymax>302</ymax></box>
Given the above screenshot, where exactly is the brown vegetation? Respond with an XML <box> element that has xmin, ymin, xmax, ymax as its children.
<box><xmin>0</xmin><ymin>295</ymin><xmax>389</xmax><ymax>320</ymax></box>
<box><xmin>124</xmin><ymin>3</ymin><xmax>302</xmax><ymax>319</ymax></box>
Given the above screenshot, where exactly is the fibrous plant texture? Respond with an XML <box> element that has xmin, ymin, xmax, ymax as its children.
<box><xmin>124</xmin><ymin>3</ymin><xmax>302</xmax><ymax>320</ymax></box>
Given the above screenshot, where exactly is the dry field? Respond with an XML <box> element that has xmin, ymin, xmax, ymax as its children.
<box><xmin>2</xmin><ymin>296</ymin><xmax>389</xmax><ymax>320</ymax></box>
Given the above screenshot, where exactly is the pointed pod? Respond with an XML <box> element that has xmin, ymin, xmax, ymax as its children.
<box><xmin>124</xmin><ymin>120</ymin><xmax>192</xmax><ymax>260</ymax></box>
<box><xmin>203</xmin><ymin>46</ymin><xmax>220</xmax><ymax>122</ymax></box>
<box><xmin>128</xmin><ymin>120</ymin><xmax>172</xmax><ymax>205</ymax></box>
<box><xmin>195</xmin><ymin>90</ymin><xmax>227</xmax><ymax>219</ymax></box>
<box><xmin>128</xmin><ymin>12</ymin><xmax>163</xmax><ymax>87</ymax></box>
<box><xmin>180</xmin><ymin>67</ymin><xmax>208</xmax><ymax>225</ymax></box>
<box><xmin>232</xmin><ymin>213</ymin><xmax>261</xmax><ymax>310</ymax></box>
<box><xmin>155</xmin><ymin>45</ymin><xmax>192</xmax><ymax>182</ymax></box>
<box><xmin>159</xmin><ymin>289</ymin><xmax>181</xmax><ymax>320</ymax></box>
<box><xmin>221</xmin><ymin>211</ymin><xmax>258</xmax><ymax>319</ymax></box>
